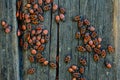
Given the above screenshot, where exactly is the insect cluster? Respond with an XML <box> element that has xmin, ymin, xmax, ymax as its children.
<box><xmin>64</xmin><ymin>53</ymin><xmax>87</xmax><ymax>80</ymax></box>
<box><xmin>67</xmin><ymin>57</ymin><xmax>87</xmax><ymax>80</ymax></box>
<box><xmin>1</xmin><ymin>20</ymin><xmax>12</xmax><ymax>33</ymax></box>
<box><xmin>73</xmin><ymin>15</ymin><xmax>114</xmax><ymax>66</ymax></box>
<box><xmin>16</xmin><ymin>0</ymin><xmax>65</xmax><ymax>74</ymax></box>
<box><xmin>65</xmin><ymin>15</ymin><xmax>114</xmax><ymax>80</ymax></box>
<box><xmin>0</xmin><ymin>0</ymin><xmax>115</xmax><ymax>79</ymax></box>
<box><xmin>16</xmin><ymin>0</ymin><xmax>65</xmax><ymax>24</ymax></box>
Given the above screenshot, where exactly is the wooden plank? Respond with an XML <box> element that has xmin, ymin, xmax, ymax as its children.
<box><xmin>79</xmin><ymin>1</ymin><xmax>89</xmax><ymax>80</ymax></box>
<box><xmin>0</xmin><ymin>0</ymin><xmax>20</xmax><ymax>80</ymax></box>
<box><xmin>22</xmin><ymin>1</ymin><xmax>32</xmax><ymax>80</ymax></box>
<box><xmin>91</xmin><ymin>0</ymin><xmax>107</xmax><ymax>80</ymax></box>
<box><xmin>79</xmin><ymin>0</ymin><xmax>116</xmax><ymax>80</ymax></box>
<box><xmin>49</xmin><ymin>0</ymin><xmax>58</xmax><ymax>80</ymax></box>
<box><xmin>79</xmin><ymin>0</ymin><xmax>97</xmax><ymax>80</ymax></box>
<box><xmin>35</xmin><ymin>1</ymin><xmax>51</xmax><ymax>80</ymax></box>
<box><xmin>21</xmin><ymin>0</ymin><xmax>51</xmax><ymax>80</ymax></box>
<box><xmin>95</xmin><ymin>0</ymin><xmax>115</xmax><ymax>80</ymax></box>
<box><xmin>21</xmin><ymin>1</ymin><xmax>39</xmax><ymax>80</ymax></box>
<box><xmin>70</xmin><ymin>0</ymin><xmax>80</xmax><ymax>74</ymax></box>
<box><xmin>59</xmin><ymin>0</ymin><xmax>79</xmax><ymax>80</ymax></box>
<box><xmin>0</xmin><ymin>0</ymin><xmax>118</xmax><ymax>80</ymax></box>
<box><xmin>92</xmin><ymin>0</ymin><xmax>105</xmax><ymax>80</ymax></box>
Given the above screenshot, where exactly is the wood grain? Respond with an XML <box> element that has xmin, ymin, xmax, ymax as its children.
<box><xmin>114</xmin><ymin>0</ymin><xmax>120</xmax><ymax>80</ymax></box>
<box><xmin>79</xmin><ymin>0</ymin><xmax>116</xmax><ymax>80</ymax></box>
<box><xmin>21</xmin><ymin>0</ymin><xmax>51</xmax><ymax>80</ymax></box>
<box><xmin>59</xmin><ymin>0</ymin><xmax>79</xmax><ymax>80</ymax></box>
<box><xmin>0</xmin><ymin>0</ymin><xmax>20</xmax><ymax>80</ymax></box>
<box><xmin>0</xmin><ymin>0</ymin><xmax>118</xmax><ymax>80</ymax></box>
<box><xmin>49</xmin><ymin>0</ymin><xmax>58</xmax><ymax>80</ymax></box>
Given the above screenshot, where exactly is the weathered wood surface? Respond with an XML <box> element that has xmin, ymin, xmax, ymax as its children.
<box><xmin>0</xmin><ymin>0</ymin><xmax>20</xmax><ymax>80</ymax></box>
<box><xmin>59</xmin><ymin>0</ymin><xmax>79</xmax><ymax>80</ymax></box>
<box><xmin>114</xmin><ymin>0</ymin><xmax>120</xmax><ymax>80</ymax></box>
<box><xmin>21</xmin><ymin>0</ymin><xmax>57</xmax><ymax>80</ymax></box>
<box><xmin>59</xmin><ymin>0</ymin><xmax>116</xmax><ymax>80</ymax></box>
<box><xmin>0</xmin><ymin>0</ymin><xmax>119</xmax><ymax>80</ymax></box>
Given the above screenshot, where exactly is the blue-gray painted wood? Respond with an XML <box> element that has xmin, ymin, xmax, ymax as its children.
<box><xmin>0</xmin><ymin>0</ymin><xmax>118</xmax><ymax>80</ymax></box>
<box><xmin>0</xmin><ymin>0</ymin><xmax>20</xmax><ymax>80</ymax></box>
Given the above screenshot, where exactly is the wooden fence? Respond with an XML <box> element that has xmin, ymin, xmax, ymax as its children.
<box><xmin>0</xmin><ymin>0</ymin><xmax>120</xmax><ymax>80</ymax></box>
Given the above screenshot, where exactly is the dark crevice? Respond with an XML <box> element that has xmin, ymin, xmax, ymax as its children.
<box><xmin>48</xmin><ymin>2</ymin><xmax>53</xmax><ymax>80</ymax></box>
<box><xmin>56</xmin><ymin>0</ymin><xmax>59</xmax><ymax>80</ymax></box>
<box><xmin>18</xmin><ymin>39</ymin><xmax>23</xmax><ymax>80</ymax></box>
<box><xmin>16</xmin><ymin>0</ymin><xmax>23</xmax><ymax>80</ymax></box>
<box><xmin>79</xmin><ymin>0</ymin><xmax>80</xmax><ymax>14</ymax></box>
<box><xmin>56</xmin><ymin>23</ymin><xmax>59</xmax><ymax>80</ymax></box>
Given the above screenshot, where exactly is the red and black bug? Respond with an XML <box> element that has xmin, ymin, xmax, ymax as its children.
<box><xmin>104</xmin><ymin>61</ymin><xmax>112</xmax><ymax>69</ymax></box>
<box><xmin>80</xmin><ymin>26</ymin><xmax>86</xmax><ymax>36</ymax></box>
<box><xmin>94</xmin><ymin>48</ymin><xmax>101</xmax><ymax>54</ymax></box>
<box><xmin>85</xmin><ymin>44</ymin><xmax>92</xmax><ymax>52</ymax></box>
<box><xmin>49</xmin><ymin>62</ymin><xmax>57</xmax><ymax>68</ymax></box>
<box><xmin>68</xmin><ymin>67</ymin><xmax>74</xmax><ymax>73</ymax></box>
<box><xmin>28</xmin><ymin>55</ymin><xmax>35</xmax><ymax>63</ymax></box>
<box><xmin>55</xmin><ymin>15</ymin><xmax>60</xmax><ymax>23</ymax></box>
<box><xmin>73</xmin><ymin>15</ymin><xmax>80</xmax><ymax>22</ymax></box>
<box><xmin>64</xmin><ymin>55</ymin><xmax>71</xmax><ymax>63</ymax></box>
<box><xmin>101</xmin><ymin>49</ymin><xmax>106</xmax><ymax>58</ymax></box>
<box><xmin>79</xmin><ymin>57</ymin><xmax>87</xmax><ymax>66</ymax></box>
<box><xmin>79</xmin><ymin>66</ymin><xmax>85</xmax><ymax>74</ymax></box>
<box><xmin>59</xmin><ymin>7</ymin><xmax>66</xmax><ymax>14</ymax></box>
<box><xmin>71</xmin><ymin>65</ymin><xmax>78</xmax><ymax>71</ymax></box>
<box><xmin>38</xmin><ymin>0</ymin><xmax>43</xmax><ymax>6</ymax></box>
<box><xmin>83</xmin><ymin>19</ymin><xmax>90</xmax><ymax>26</ymax></box>
<box><xmin>38</xmin><ymin>14</ymin><xmax>44</xmax><ymax>22</ymax></box>
<box><xmin>43</xmin><ymin>5</ymin><xmax>51</xmax><ymax>11</ymax></box>
<box><xmin>84</xmin><ymin>33</ymin><xmax>91</xmax><ymax>44</ymax></box>
<box><xmin>107</xmin><ymin>45</ymin><xmax>114</xmax><ymax>53</ymax></box>
<box><xmin>23</xmin><ymin>42</ymin><xmax>28</xmax><ymax>50</ymax></box>
<box><xmin>27</xmin><ymin>68</ymin><xmax>35</xmax><ymax>74</ymax></box>
<box><xmin>93</xmin><ymin>54</ymin><xmax>99</xmax><ymax>62</ymax></box>
<box><xmin>52</xmin><ymin>4</ymin><xmax>58</xmax><ymax>12</ymax></box>
<box><xmin>77</xmin><ymin>46</ymin><xmax>86</xmax><ymax>52</ymax></box>
<box><xmin>38</xmin><ymin>57</ymin><xmax>46</xmax><ymax>63</ymax></box>
<box><xmin>36</xmin><ymin>53</ymin><xmax>42</xmax><ymax>59</ymax></box>
<box><xmin>75</xmin><ymin>32</ymin><xmax>81</xmax><ymax>39</ymax></box>
<box><xmin>91</xmin><ymin>31</ymin><xmax>97</xmax><ymax>38</ymax></box>
<box><xmin>77</xmin><ymin>20</ymin><xmax>83</xmax><ymax>28</ymax></box>
<box><xmin>43</xmin><ymin>60</ymin><xmax>49</xmax><ymax>66</ymax></box>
